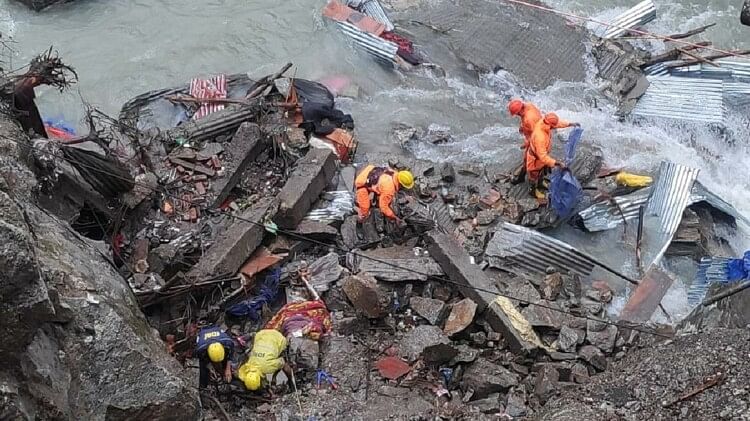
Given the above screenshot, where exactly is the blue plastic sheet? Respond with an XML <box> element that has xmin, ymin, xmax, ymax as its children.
<box><xmin>226</xmin><ymin>268</ymin><xmax>281</xmax><ymax>319</ymax></box>
<box><xmin>549</xmin><ymin>128</ymin><xmax>584</xmax><ymax>219</ymax></box>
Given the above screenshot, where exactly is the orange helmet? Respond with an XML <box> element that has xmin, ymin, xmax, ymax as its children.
<box><xmin>508</xmin><ymin>99</ymin><xmax>524</xmax><ymax>116</ymax></box>
<box><xmin>543</xmin><ymin>112</ymin><xmax>559</xmax><ymax>126</ymax></box>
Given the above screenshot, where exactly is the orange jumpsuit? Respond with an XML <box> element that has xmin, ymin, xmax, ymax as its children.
<box><xmin>355</xmin><ymin>165</ymin><xmax>399</xmax><ymax>220</ymax></box>
<box><xmin>518</xmin><ymin>102</ymin><xmax>542</xmax><ymax>147</ymax></box>
<box><xmin>525</xmin><ymin>118</ymin><xmax>572</xmax><ymax>182</ymax></box>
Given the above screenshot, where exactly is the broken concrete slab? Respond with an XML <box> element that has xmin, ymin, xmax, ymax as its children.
<box><xmin>342</xmin><ymin>274</ymin><xmax>388</xmax><ymax>318</ymax></box>
<box><xmin>356</xmin><ymin>246</ymin><xmax>444</xmax><ymax>282</ymax></box>
<box><xmin>288</xmin><ymin>336</ymin><xmax>320</xmax><ymax>371</ymax></box>
<box><xmin>188</xmin><ymin>197</ymin><xmax>279</xmax><ymax>280</ymax></box>
<box><xmin>307</xmin><ymin>252</ymin><xmax>343</xmax><ymax>293</ymax></box>
<box><xmin>209</xmin><ymin>122</ymin><xmax>265</xmax><ymax>208</ymax></box>
<box><xmin>274</xmin><ymin>148</ymin><xmax>337</xmax><ymax>229</ymax></box>
<box><xmin>399</xmin><ymin>325</ymin><xmax>451</xmax><ymax>362</ymax></box>
<box><xmin>461</xmin><ymin>358</ymin><xmax>520</xmax><ymax>400</ymax></box>
<box><xmin>443</xmin><ymin>298</ymin><xmax>477</xmax><ymax>336</ymax></box>
<box><xmin>409</xmin><ymin>296</ymin><xmax>447</xmax><ymax>325</ymax></box>
<box><xmin>294</xmin><ymin>220</ymin><xmax>338</xmax><ymax>241</ymax></box>
<box><xmin>427</xmin><ymin>231</ymin><xmax>542</xmax><ymax>355</ymax></box>
<box><xmin>521</xmin><ymin>301</ymin><xmax>570</xmax><ymax>330</ymax></box>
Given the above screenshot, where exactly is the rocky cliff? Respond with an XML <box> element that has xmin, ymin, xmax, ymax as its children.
<box><xmin>0</xmin><ymin>116</ymin><xmax>199</xmax><ymax>420</ymax></box>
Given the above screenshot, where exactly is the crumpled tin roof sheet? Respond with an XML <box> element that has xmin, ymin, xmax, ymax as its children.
<box><xmin>632</xmin><ymin>76</ymin><xmax>726</xmax><ymax>124</ymax></box>
<box><xmin>305</xmin><ymin>190</ymin><xmax>354</xmax><ymax>222</ymax></box>
<box><xmin>601</xmin><ymin>0</ymin><xmax>657</xmax><ymax>39</ymax></box>
<box><xmin>639</xmin><ymin>162</ymin><xmax>699</xmax><ymax>268</ymax></box>
<box><xmin>577</xmin><ymin>181</ymin><xmax>749</xmax><ymax>232</ymax></box>
<box><xmin>485</xmin><ymin>222</ymin><xmax>633</xmax><ymax>283</ymax></box>
<box><xmin>334</xmin><ymin>21</ymin><xmax>398</xmax><ymax>63</ymax></box>
<box><xmin>346</xmin><ymin>0</ymin><xmax>394</xmax><ymax>31</ymax></box>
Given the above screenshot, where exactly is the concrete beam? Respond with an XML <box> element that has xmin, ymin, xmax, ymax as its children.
<box><xmin>188</xmin><ymin>197</ymin><xmax>279</xmax><ymax>280</ymax></box>
<box><xmin>209</xmin><ymin>122</ymin><xmax>266</xmax><ymax>208</ymax></box>
<box><xmin>427</xmin><ymin>231</ymin><xmax>541</xmax><ymax>355</ymax></box>
<box><xmin>274</xmin><ymin>148</ymin><xmax>337</xmax><ymax>229</ymax></box>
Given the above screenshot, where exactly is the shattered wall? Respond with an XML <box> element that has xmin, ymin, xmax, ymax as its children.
<box><xmin>0</xmin><ymin>116</ymin><xmax>198</xmax><ymax>420</ymax></box>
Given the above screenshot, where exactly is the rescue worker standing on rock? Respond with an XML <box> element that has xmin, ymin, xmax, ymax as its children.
<box><xmin>196</xmin><ymin>325</ymin><xmax>235</xmax><ymax>389</ymax></box>
<box><xmin>354</xmin><ymin>164</ymin><xmax>414</xmax><ymax>225</ymax></box>
<box><xmin>526</xmin><ymin>112</ymin><xmax>579</xmax><ymax>199</ymax></box>
<box><xmin>237</xmin><ymin>329</ymin><xmax>294</xmax><ymax>392</ymax></box>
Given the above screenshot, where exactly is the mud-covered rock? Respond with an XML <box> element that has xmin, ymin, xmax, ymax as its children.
<box><xmin>462</xmin><ymin>358</ymin><xmax>519</xmax><ymax>400</ymax></box>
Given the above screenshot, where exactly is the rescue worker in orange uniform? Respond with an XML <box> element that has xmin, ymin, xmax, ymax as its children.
<box><xmin>508</xmin><ymin>99</ymin><xmax>542</xmax><ymax>147</ymax></box>
<box><xmin>355</xmin><ymin>165</ymin><xmax>415</xmax><ymax>224</ymax></box>
<box><xmin>526</xmin><ymin>112</ymin><xmax>579</xmax><ymax>199</ymax></box>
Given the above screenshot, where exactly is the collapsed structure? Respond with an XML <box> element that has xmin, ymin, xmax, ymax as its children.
<box><xmin>2</xmin><ymin>0</ymin><xmax>750</xmax><ymax>420</ymax></box>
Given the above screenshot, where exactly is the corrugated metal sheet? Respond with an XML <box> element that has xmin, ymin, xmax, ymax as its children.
<box><xmin>688</xmin><ymin>257</ymin><xmax>734</xmax><ymax>304</ymax></box>
<box><xmin>305</xmin><ymin>190</ymin><xmax>354</xmax><ymax>221</ymax></box>
<box><xmin>647</xmin><ymin>162</ymin><xmax>700</xmax><ymax>236</ymax></box>
<box><xmin>632</xmin><ymin>76</ymin><xmax>725</xmax><ymax>124</ymax></box>
<box><xmin>334</xmin><ymin>21</ymin><xmax>398</xmax><ymax>63</ymax></box>
<box><xmin>601</xmin><ymin>0</ymin><xmax>657</xmax><ymax>39</ymax></box>
<box><xmin>578</xmin><ymin>181</ymin><xmax>749</xmax><ymax>232</ymax></box>
<box><xmin>639</xmin><ymin>162</ymin><xmax>699</xmax><ymax>268</ymax></box>
<box><xmin>485</xmin><ymin>222</ymin><xmax>634</xmax><ymax>283</ymax></box>
<box><xmin>346</xmin><ymin>0</ymin><xmax>394</xmax><ymax>31</ymax></box>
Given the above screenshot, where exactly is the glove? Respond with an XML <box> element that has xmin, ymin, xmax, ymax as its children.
<box><xmin>571</xmin><ymin>122</ymin><xmax>581</xmax><ymax>128</ymax></box>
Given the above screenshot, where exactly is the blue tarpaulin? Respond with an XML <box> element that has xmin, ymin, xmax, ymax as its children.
<box><xmin>549</xmin><ymin>128</ymin><xmax>584</xmax><ymax>219</ymax></box>
<box><xmin>226</xmin><ymin>268</ymin><xmax>281</xmax><ymax>319</ymax></box>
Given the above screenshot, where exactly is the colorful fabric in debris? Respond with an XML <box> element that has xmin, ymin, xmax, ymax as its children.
<box><xmin>225</xmin><ymin>268</ymin><xmax>281</xmax><ymax>320</ymax></box>
<box><xmin>265</xmin><ymin>300</ymin><xmax>333</xmax><ymax>340</ymax></box>
<box><xmin>190</xmin><ymin>74</ymin><xmax>227</xmax><ymax>120</ymax></box>
<box><xmin>380</xmin><ymin>31</ymin><xmax>420</xmax><ymax>64</ymax></box>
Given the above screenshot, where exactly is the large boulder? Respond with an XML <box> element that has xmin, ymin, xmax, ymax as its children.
<box><xmin>0</xmin><ymin>118</ymin><xmax>198</xmax><ymax>420</ymax></box>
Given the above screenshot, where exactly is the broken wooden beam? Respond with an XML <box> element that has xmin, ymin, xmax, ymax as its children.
<box><xmin>620</xmin><ymin>265</ymin><xmax>675</xmax><ymax>323</ymax></box>
<box><xmin>426</xmin><ymin>231</ymin><xmax>543</xmax><ymax>355</ymax></box>
<box><xmin>187</xmin><ymin>197</ymin><xmax>279</xmax><ymax>280</ymax></box>
<box><xmin>274</xmin><ymin>148</ymin><xmax>338</xmax><ymax>230</ymax></box>
<box><xmin>209</xmin><ymin>122</ymin><xmax>266</xmax><ymax>208</ymax></box>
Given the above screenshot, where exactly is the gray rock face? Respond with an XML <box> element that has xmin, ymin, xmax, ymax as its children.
<box><xmin>409</xmin><ymin>296</ymin><xmax>447</xmax><ymax>325</ymax></box>
<box><xmin>461</xmin><ymin>358</ymin><xmax>519</xmax><ymax>400</ymax></box>
<box><xmin>586</xmin><ymin>321</ymin><xmax>618</xmax><ymax>354</ymax></box>
<box><xmin>399</xmin><ymin>325</ymin><xmax>450</xmax><ymax>362</ymax></box>
<box><xmin>0</xmin><ymin>119</ymin><xmax>197</xmax><ymax>420</ymax></box>
<box><xmin>557</xmin><ymin>326</ymin><xmax>582</xmax><ymax>353</ymax></box>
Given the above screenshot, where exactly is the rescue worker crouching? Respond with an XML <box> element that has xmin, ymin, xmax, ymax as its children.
<box><xmin>354</xmin><ymin>165</ymin><xmax>414</xmax><ymax>226</ymax></box>
<box><xmin>195</xmin><ymin>326</ymin><xmax>235</xmax><ymax>389</ymax></box>
<box><xmin>237</xmin><ymin>329</ymin><xmax>293</xmax><ymax>392</ymax></box>
<box><xmin>526</xmin><ymin>112</ymin><xmax>579</xmax><ymax>200</ymax></box>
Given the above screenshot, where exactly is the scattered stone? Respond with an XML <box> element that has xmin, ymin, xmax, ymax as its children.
<box><xmin>580</xmin><ymin>297</ymin><xmax>603</xmax><ymax>315</ymax></box>
<box><xmin>340</xmin><ymin>215</ymin><xmax>359</xmax><ymax>250</ymax></box>
<box><xmin>423</xmin><ymin>343</ymin><xmax>458</xmax><ymax>364</ymax></box>
<box><xmin>376</xmin><ymin>356</ymin><xmax>411</xmax><ymax>380</ymax></box>
<box><xmin>333</xmin><ymin>314</ymin><xmax>368</xmax><ymax>336</ymax></box>
<box><xmin>557</xmin><ymin>325</ymin><xmax>581</xmax><ymax>353</ymax></box>
<box><xmin>288</xmin><ymin>336</ymin><xmax>320</xmax><ymax>371</ymax></box>
<box><xmin>562</xmin><ymin>273</ymin><xmax>582</xmax><ymax>299</ymax></box>
<box><xmin>424</xmin><ymin>281</ymin><xmax>452</xmax><ymax>302</ymax></box>
<box><xmin>503</xmin><ymin>277</ymin><xmax>541</xmax><ymax>305</ymax></box>
<box><xmin>409</xmin><ymin>296</ymin><xmax>447</xmax><ymax>325</ymax></box>
<box><xmin>197</xmin><ymin>142</ymin><xmax>224</xmax><ymax>161</ymax></box>
<box><xmin>571</xmin><ymin>363</ymin><xmax>590</xmax><ymax>384</ymax></box>
<box><xmin>487</xmin><ymin>331</ymin><xmax>502</xmax><ymax>342</ymax></box>
<box><xmin>428</xmin><ymin>232</ymin><xmax>542</xmax><ymax>354</ymax></box>
<box><xmin>549</xmin><ymin>352</ymin><xmax>579</xmax><ymax>361</ymax></box>
<box><xmin>469</xmin><ymin>393</ymin><xmax>503</xmax><ymax>414</ymax></box>
<box><xmin>475</xmin><ymin>209</ymin><xmax>497</xmax><ymax>226</ymax></box>
<box><xmin>541</xmin><ymin>272</ymin><xmax>563</xmax><ymax>300</ymax></box>
<box><xmin>534</xmin><ymin>365</ymin><xmax>560</xmax><ymax>404</ymax></box>
<box><xmin>591</xmin><ymin>280</ymin><xmax>613</xmax><ymax>303</ymax></box>
<box><xmin>378</xmin><ymin>385</ymin><xmax>410</xmax><ymax>398</ymax></box>
<box><xmin>522</xmin><ymin>301</ymin><xmax>569</xmax><ymax>329</ymax></box>
<box><xmin>471</xmin><ymin>332</ymin><xmax>488</xmax><ymax>347</ymax></box>
<box><xmin>579</xmin><ymin>345</ymin><xmax>608</xmax><ymax>371</ymax></box>
<box><xmin>443</xmin><ymin>298</ymin><xmax>478</xmax><ymax>336</ymax></box>
<box><xmin>450</xmin><ymin>344</ymin><xmax>479</xmax><ymax>365</ymax></box>
<box><xmin>440</xmin><ymin>163</ymin><xmax>456</xmax><ymax>183</ymax></box>
<box><xmin>505</xmin><ymin>388</ymin><xmax>529</xmax><ymax>418</ymax></box>
<box><xmin>586</xmin><ymin>321</ymin><xmax>618</xmax><ymax>354</ymax></box>
<box><xmin>399</xmin><ymin>325</ymin><xmax>451</xmax><ymax>362</ymax></box>
<box><xmin>342</xmin><ymin>274</ymin><xmax>388</xmax><ymax>319</ymax></box>
<box><xmin>462</xmin><ymin>358</ymin><xmax>520</xmax><ymax>400</ymax></box>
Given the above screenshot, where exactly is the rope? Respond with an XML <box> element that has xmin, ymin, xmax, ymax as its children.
<box><xmin>6</xmin><ymin>136</ymin><xmax>674</xmax><ymax>339</ymax></box>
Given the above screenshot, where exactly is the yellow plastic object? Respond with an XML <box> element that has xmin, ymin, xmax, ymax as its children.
<box><xmin>615</xmin><ymin>172</ymin><xmax>653</xmax><ymax>188</ymax></box>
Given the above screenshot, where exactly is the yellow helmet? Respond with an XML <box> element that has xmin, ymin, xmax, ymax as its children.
<box><xmin>207</xmin><ymin>343</ymin><xmax>225</xmax><ymax>363</ymax></box>
<box><xmin>397</xmin><ymin>170</ymin><xmax>415</xmax><ymax>190</ymax></box>
<box><xmin>243</xmin><ymin>366</ymin><xmax>262</xmax><ymax>391</ymax></box>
